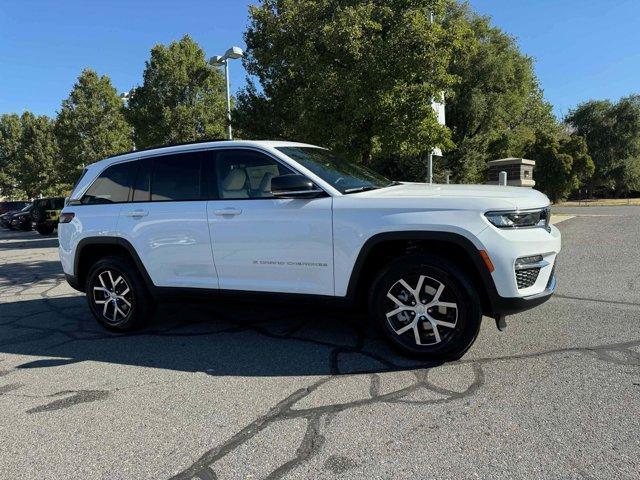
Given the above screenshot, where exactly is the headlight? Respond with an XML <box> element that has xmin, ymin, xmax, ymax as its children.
<box><xmin>485</xmin><ymin>208</ymin><xmax>550</xmax><ymax>230</ymax></box>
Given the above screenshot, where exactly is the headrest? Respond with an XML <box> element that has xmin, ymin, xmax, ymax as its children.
<box><xmin>259</xmin><ymin>172</ymin><xmax>275</xmax><ymax>191</ymax></box>
<box><xmin>222</xmin><ymin>168</ymin><xmax>247</xmax><ymax>191</ymax></box>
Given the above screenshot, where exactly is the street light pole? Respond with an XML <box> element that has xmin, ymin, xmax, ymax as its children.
<box><xmin>120</xmin><ymin>91</ymin><xmax>135</xmax><ymax>151</ymax></box>
<box><xmin>427</xmin><ymin>10</ymin><xmax>445</xmax><ymax>186</ymax></box>
<box><xmin>210</xmin><ymin>46</ymin><xmax>244</xmax><ymax>141</ymax></box>
<box><xmin>224</xmin><ymin>60</ymin><xmax>232</xmax><ymax>140</ymax></box>
<box><xmin>428</xmin><ymin>10</ymin><xmax>434</xmax><ymax>185</ymax></box>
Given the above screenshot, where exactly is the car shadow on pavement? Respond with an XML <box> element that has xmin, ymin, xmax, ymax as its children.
<box><xmin>0</xmin><ymin>236</ymin><xmax>59</xmax><ymax>250</ymax></box>
<box><xmin>0</xmin><ymin>294</ymin><xmax>437</xmax><ymax>377</ymax></box>
<box><xmin>0</xmin><ymin>260</ymin><xmax>64</xmax><ymax>289</ymax></box>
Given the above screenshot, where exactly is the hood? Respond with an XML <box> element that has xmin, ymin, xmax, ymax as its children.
<box><xmin>354</xmin><ymin>183</ymin><xmax>550</xmax><ymax>211</ymax></box>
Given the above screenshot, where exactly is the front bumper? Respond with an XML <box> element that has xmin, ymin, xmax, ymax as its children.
<box><xmin>490</xmin><ymin>271</ymin><xmax>557</xmax><ymax>316</ymax></box>
<box><xmin>478</xmin><ymin>223</ymin><xmax>561</xmax><ymax>298</ymax></box>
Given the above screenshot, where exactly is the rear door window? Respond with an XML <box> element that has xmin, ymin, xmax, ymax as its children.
<box><xmin>150</xmin><ymin>151</ymin><xmax>205</xmax><ymax>202</ymax></box>
<box><xmin>132</xmin><ymin>159</ymin><xmax>151</xmax><ymax>202</ymax></box>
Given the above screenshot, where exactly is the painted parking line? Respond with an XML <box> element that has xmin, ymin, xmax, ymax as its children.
<box><xmin>550</xmin><ymin>214</ymin><xmax>574</xmax><ymax>225</ymax></box>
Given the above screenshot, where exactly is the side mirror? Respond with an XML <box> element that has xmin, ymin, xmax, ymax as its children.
<box><xmin>271</xmin><ymin>174</ymin><xmax>324</xmax><ymax>198</ymax></box>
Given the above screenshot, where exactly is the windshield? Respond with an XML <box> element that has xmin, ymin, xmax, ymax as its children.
<box><xmin>276</xmin><ymin>147</ymin><xmax>391</xmax><ymax>194</ymax></box>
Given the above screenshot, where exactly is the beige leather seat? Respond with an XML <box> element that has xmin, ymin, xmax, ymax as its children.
<box><xmin>256</xmin><ymin>172</ymin><xmax>275</xmax><ymax>197</ymax></box>
<box><xmin>221</xmin><ymin>168</ymin><xmax>249</xmax><ymax>198</ymax></box>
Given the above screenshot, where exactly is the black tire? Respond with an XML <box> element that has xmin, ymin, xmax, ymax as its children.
<box><xmin>85</xmin><ymin>255</ymin><xmax>154</xmax><ymax>332</ymax></box>
<box><xmin>369</xmin><ymin>254</ymin><xmax>482</xmax><ymax>360</ymax></box>
<box><xmin>36</xmin><ymin>224</ymin><xmax>55</xmax><ymax>235</ymax></box>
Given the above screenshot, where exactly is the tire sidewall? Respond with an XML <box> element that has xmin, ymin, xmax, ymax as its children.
<box><xmin>36</xmin><ymin>224</ymin><xmax>54</xmax><ymax>235</ymax></box>
<box><xmin>86</xmin><ymin>256</ymin><xmax>151</xmax><ymax>331</ymax></box>
<box><xmin>369</xmin><ymin>254</ymin><xmax>482</xmax><ymax>360</ymax></box>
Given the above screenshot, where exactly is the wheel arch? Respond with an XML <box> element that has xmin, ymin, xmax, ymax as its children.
<box><xmin>345</xmin><ymin>231</ymin><xmax>501</xmax><ymax>317</ymax></box>
<box><xmin>74</xmin><ymin>237</ymin><xmax>155</xmax><ymax>293</ymax></box>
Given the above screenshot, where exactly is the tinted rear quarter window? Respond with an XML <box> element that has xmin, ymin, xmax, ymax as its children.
<box><xmin>82</xmin><ymin>162</ymin><xmax>136</xmax><ymax>204</ymax></box>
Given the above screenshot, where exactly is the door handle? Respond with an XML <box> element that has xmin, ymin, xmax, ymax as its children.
<box><xmin>213</xmin><ymin>208</ymin><xmax>242</xmax><ymax>216</ymax></box>
<box><xmin>124</xmin><ymin>209</ymin><xmax>149</xmax><ymax>218</ymax></box>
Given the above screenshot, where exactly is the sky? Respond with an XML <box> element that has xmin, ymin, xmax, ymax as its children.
<box><xmin>1</xmin><ymin>0</ymin><xmax>639</xmax><ymax>119</ymax></box>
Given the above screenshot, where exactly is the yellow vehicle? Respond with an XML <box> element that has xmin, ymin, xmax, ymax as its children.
<box><xmin>31</xmin><ymin>197</ymin><xmax>65</xmax><ymax>235</ymax></box>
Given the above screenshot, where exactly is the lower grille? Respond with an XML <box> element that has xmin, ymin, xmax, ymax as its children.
<box><xmin>516</xmin><ymin>267</ymin><xmax>540</xmax><ymax>289</ymax></box>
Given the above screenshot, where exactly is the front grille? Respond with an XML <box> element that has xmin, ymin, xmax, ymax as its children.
<box><xmin>516</xmin><ymin>267</ymin><xmax>540</xmax><ymax>289</ymax></box>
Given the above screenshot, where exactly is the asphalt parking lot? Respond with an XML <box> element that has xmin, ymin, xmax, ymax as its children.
<box><xmin>1</xmin><ymin>207</ymin><xmax>639</xmax><ymax>480</ymax></box>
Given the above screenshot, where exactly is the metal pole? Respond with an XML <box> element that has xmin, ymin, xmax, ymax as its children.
<box><xmin>499</xmin><ymin>171</ymin><xmax>507</xmax><ymax>186</ymax></box>
<box><xmin>225</xmin><ymin>60</ymin><xmax>232</xmax><ymax>140</ymax></box>
<box><xmin>428</xmin><ymin>153</ymin><xmax>433</xmax><ymax>185</ymax></box>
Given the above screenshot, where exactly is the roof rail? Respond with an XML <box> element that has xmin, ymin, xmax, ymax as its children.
<box><xmin>108</xmin><ymin>138</ymin><xmax>230</xmax><ymax>160</ymax></box>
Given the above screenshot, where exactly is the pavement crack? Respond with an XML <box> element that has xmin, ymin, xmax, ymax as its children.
<box><xmin>554</xmin><ymin>294</ymin><xmax>640</xmax><ymax>308</ymax></box>
<box><xmin>26</xmin><ymin>389</ymin><xmax>110</xmax><ymax>414</ymax></box>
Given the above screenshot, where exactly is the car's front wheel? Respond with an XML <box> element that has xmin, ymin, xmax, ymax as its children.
<box><xmin>86</xmin><ymin>255</ymin><xmax>154</xmax><ymax>331</ymax></box>
<box><xmin>369</xmin><ymin>254</ymin><xmax>482</xmax><ymax>360</ymax></box>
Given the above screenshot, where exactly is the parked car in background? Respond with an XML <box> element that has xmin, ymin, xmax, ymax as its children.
<box><xmin>31</xmin><ymin>197</ymin><xmax>65</xmax><ymax>235</ymax></box>
<box><xmin>8</xmin><ymin>204</ymin><xmax>34</xmax><ymax>230</ymax></box>
<box><xmin>0</xmin><ymin>200</ymin><xmax>31</xmax><ymax>216</ymax></box>
<box><xmin>0</xmin><ymin>202</ymin><xmax>32</xmax><ymax>228</ymax></box>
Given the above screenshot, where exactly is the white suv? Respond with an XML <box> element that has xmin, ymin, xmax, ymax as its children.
<box><xmin>58</xmin><ymin>140</ymin><xmax>560</xmax><ymax>359</ymax></box>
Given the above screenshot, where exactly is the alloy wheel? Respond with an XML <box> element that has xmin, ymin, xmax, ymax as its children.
<box><xmin>385</xmin><ymin>274</ymin><xmax>459</xmax><ymax>347</ymax></box>
<box><xmin>92</xmin><ymin>270</ymin><xmax>133</xmax><ymax>325</ymax></box>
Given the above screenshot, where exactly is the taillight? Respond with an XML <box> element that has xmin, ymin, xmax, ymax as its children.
<box><xmin>59</xmin><ymin>212</ymin><xmax>75</xmax><ymax>223</ymax></box>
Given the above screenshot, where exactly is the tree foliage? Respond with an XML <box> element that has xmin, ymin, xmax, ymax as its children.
<box><xmin>2</xmin><ymin>5</ymin><xmax>640</xmax><ymax>200</ymax></box>
<box><xmin>126</xmin><ymin>35</ymin><xmax>227</xmax><ymax>149</ymax></box>
<box><xmin>237</xmin><ymin>0</ymin><xmax>466</xmax><ymax>162</ymax></box>
<box><xmin>443</xmin><ymin>3</ymin><xmax>556</xmax><ymax>183</ymax></box>
<box><xmin>15</xmin><ymin>112</ymin><xmax>60</xmax><ymax>198</ymax></box>
<box><xmin>526</xmin><ymin>131</ymin><xmax>594</xmax><ymax>202</ymax></box>
<box><xmin>0</xmin><ymin>114</ymin><xmax>24</xmax><ymax>197</ymax></box>
<box><xmin>619</xmin><ymin>156</ymin><xmax>640</xmax><ymax>195</ymax></box>
<box><xmin>566</xmin><ymin>95</ymin><xmax>640</xmax><ymax>192</ymax></box>
<box><xmin>55</xmin><ymin>69</ymin><xmax>132</xmax><ymax>186</ymax></box>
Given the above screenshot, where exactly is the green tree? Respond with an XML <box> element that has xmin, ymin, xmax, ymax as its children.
<box><xmin>526</xmin><ymin>131</ymin><xmax>594</xmax><ymax>202</ymax></box>
<box><xmin>55</xmin><ymin>69</ymin><xmax>132</xmax><ymax>186</ymax></box>
<box><xmin>16</xmin><ymin>112</ymin><xmax>60</xmax><ymax>198</ymax></box>
<box><xmin>126</xmin><ymin>35</ymin><xmax>227</xmax><ymax>149</ymax></box>
<box><xmin>0</xmin><ymin>113</ymin><xmax>24</xmax><ymax>197</ymax></box>
<box><xmin>443</xmin><ymin>3</ymin><xmax>557</xmax><ymax>183</ymax></box>
<box><xmin>615</xmin><ymin>156</ymin><xmax>640</xmax><ymax>198</ymax></box>
<box><xmin>566</xmin><ymin>95</ymin><xmax>640</xmax><ymax>192</ymax></box>
<box><xmin>238</xmin><ymin>0</ymin><xmax>466</xmax><ymax>163</ymax></box>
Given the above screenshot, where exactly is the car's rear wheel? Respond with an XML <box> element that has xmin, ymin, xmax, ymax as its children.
<box><xmin>369</xmin><ymin>254</ymin><xmax>482</xmax><ymax>360</ymax></box>
<box><xmin>36</xmin><ymin>224</ymin><xmax>55</xmax><ymax>235</ymax></box>
<box><xmin>86</xmin><ymin>255</ymin><xmax>154</xmax><ymax>331</ymax></box>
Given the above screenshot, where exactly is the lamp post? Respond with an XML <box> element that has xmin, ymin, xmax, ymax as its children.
<box><xmin>120</xmin><ymin>91</ymin><xmax>135</xmax><ymax>151</ymax></box>
<box><xmin>209</xmin><ymin>46</ymin><xmax>244</xmax><ymax>140</ymax></box>
<box><xmin>426</xmin><ymin>10</ymin><xmax>446</xmax><ymax>185</ymax></box>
